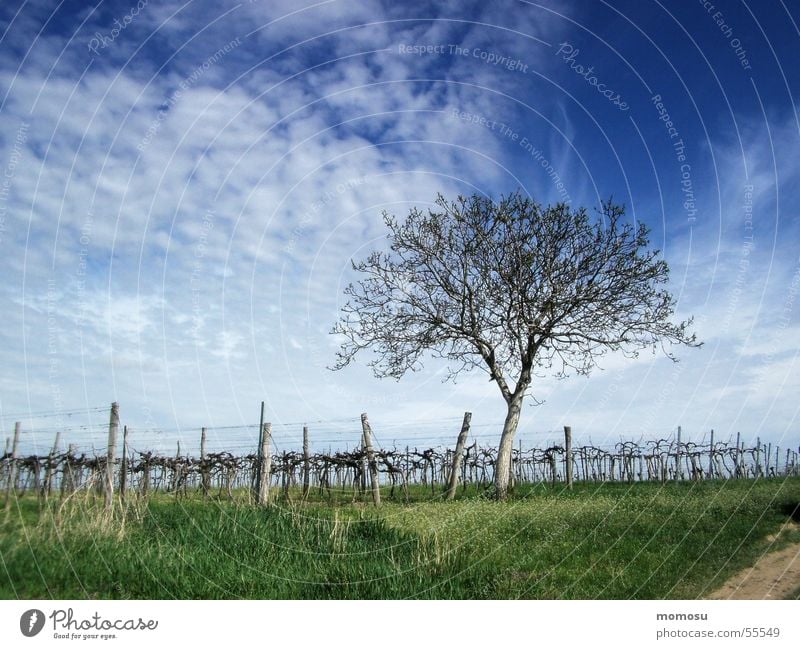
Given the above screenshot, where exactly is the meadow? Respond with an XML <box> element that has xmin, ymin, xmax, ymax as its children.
<box><xmin>2</xmin><ymin>478</ymin><xmax>799</xmax><ymax>599</ymax></box>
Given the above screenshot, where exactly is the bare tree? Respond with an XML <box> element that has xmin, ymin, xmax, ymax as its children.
<box><xmin>330</xmin><ymin>192</ymin><xmax>700</xmax><ymax>499</ymax></box>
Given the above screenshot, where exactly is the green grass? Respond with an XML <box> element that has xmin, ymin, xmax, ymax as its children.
<box><xmin>383</xmin><ymin>479</ymin><xmax>800</xmax><ymax>598</ymax></box>
<box><xmin>0</xmin><ymin>496</ymin><xmax>475</xmax><ymax>599</ymax></box>
<box><xmin>2</xmin><ymin>477</ymin><xmax>799</xmax><ymax>599</ymax></box>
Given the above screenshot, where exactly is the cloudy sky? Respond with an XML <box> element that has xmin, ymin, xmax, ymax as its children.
<box><xmin>1</xmin><ymin>0</ymin><xmax>798</xmax><ymax>454</ymax></box>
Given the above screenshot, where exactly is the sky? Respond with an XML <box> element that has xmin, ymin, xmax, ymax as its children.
<box><xmin>0</xmin><ymin>0</ymin><xmax>799</xmax><ymax>456</ymax></box>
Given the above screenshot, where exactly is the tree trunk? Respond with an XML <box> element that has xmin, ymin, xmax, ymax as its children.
<box><xmin>494</xmin><ymin>395</ymin><xmax>524</xmax><ymax>500</ymax></box>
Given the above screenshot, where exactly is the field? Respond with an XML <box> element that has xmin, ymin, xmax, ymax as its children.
<box><xmin>2</xmin><ymin>478</ymin><xmax>800</xmax><ymax>599</ymax></box>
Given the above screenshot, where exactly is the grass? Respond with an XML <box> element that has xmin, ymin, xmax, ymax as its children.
<box><xmin>2</xmin><ymin>477</ymin><xmax>799</xmax><ymax>599</ymax></box>
<box><xmin>0</xmin><ymin>496</ymin><xmax>474</xmax><ymax>598</ymax></box>
<box><xmin>383</xmin><ymin>479</ymin><xmax>800</xmax><ymax>598</ymax></box>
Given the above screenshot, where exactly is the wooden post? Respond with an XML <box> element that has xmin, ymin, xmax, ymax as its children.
<box><xmin>360</xmin><ymin>413</ymin><xmax>381</xmax><ymax>507</ymax></box>
<box><xmin>445</xmin><ymin>412</ymin><xmax>472</xmax><ymax>501</ymax></box>
<box><xmin>675</xmin><ymin>425</ymin><xmax>682</xmax><ymax>481</ymax></box>
<box><xmin>43</xmin><ymin>431</ymin><xmax>61</xmax><ymax>500</ymax></box>
<box><xmin>756</xmin><ymin>436</ymin><xmax>761</xmax><ymax>478</ymax></box>
<box><xmin>302</xmin><ymin>425</ymin><xmax>310</xmax><ymax>499</ymax></box>
<box><xmin>258</xmin><ymin>423</ymin><xmax>272</xmax><ymax>506</ymax></box>
<box><xmin>29</xmin><ymin>455</ymin><xmax>40</xmax><ymax>497</ymax></box>
<box><xmin>3</xmin><ymin>422</ymin><xmax>21</xmax><ymax>511</ymax></box>
<box><xmin>708</xmin><ymin>429</ymin><xmax>714</xmax><ymax>480</ymax></box>
<box><xmin>200</xmin><ymin>427</ymin><xmax>209</xmax><ymax>498</ymax></box>
<box><xmin>564</xmin><ymin>425</ymin><xmax>573</xmax><ymax>490</ymax></box>
<box><xmin>404</xmin><ymin>445</ymin><xmax>411</xmax><ymax>503</ymax></box>
<box><xmin>62</xmin><ymin>443</ymin><xmax>77</xmax><ymax>496</ymax></box>
<box><xmin>104</xmin><ymin>402</ymin><xmax>119</xmax><ymax>512</ymax></box>
<box><xmin>359</xmin><ymin>441</ymin><xmax>367</xmax><ymax>495</ymax></box>
<box><xmin>254</xmin><ymin>401</ymin><xmax>265</xmax><ymax>502</ymax></box>
<box><xmin>0</xmin><ymin>438</ymin><xmax>7</xmax><ymax>491</ymax></box>
<box><xmin>119</xmin><ymin>426</ymin><xmax>128</xmax><ymax>501</ymax></box>
<box><xmin>140</xmin><ymin>453</ymin><xmax>151</xmax><ymax>497</ymax></box>
<box><xmin>767</xmin><ymin>442</ymin><xmax>772</xmax><ymax>477</ymax></box>
<box><xmin>281</xmin><ymin>451</ymin><xmax>290</xmax><ymax>500</ymax></box>
<box><xmin>735</xmin><ymin>431</ymin><xmax>741</xmax><ymax>478</ymax></box>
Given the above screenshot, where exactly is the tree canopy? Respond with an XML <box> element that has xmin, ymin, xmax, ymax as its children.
<box><xmin>331</xmin><ymin>192</ymin><xmax>700</xmax><ymax>498</ymax></box>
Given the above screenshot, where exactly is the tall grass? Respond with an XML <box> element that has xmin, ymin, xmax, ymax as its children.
<box><xmin>0</xmin><ymin>495</ymin><xmax>477</xmax><ymax>599</ymax></box>
<box><xmin>384</xmin><ymin>478</ymin><xmax>800</xmax><ymax>598</ymax></box>
<box><xmin>2</xmin><ymin>478</ymin><xmax>798</xmax><ymax>599</ymax></box>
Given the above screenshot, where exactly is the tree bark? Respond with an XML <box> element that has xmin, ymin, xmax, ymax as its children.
<box><xmin>494</xmin><ymin>395</ymin><xmax>524</xmax><ymax>500</ymax></box>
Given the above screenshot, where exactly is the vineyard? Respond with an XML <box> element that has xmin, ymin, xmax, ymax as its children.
<box><xmin>3</xmin><ymin>404</ymin><xmax>800</xmax><ymax>600</ymax></box>
<box><xmin>3</xmin><ymin>404</ymin><xmax>799</xmax><ymax>506</ymax></box>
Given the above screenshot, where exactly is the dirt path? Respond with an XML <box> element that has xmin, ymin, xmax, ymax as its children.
<box><xmin>706</xmin><ymin>522</ymin><xmax>800</xmax><ymax>600</ymax></box>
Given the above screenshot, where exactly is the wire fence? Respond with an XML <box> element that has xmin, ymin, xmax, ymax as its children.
<box><xmin>3</xmin><ymin>429</ymin><xmax>799</xmax><ymax>503</ymax></box>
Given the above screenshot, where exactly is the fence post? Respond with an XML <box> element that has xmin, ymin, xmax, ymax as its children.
<box><xmin>360</xmin><ymin>413</ymin><xmax>381</xmax><ymax>507</ymax></box>
<box><xmin>258</xmin><ymin>423</ymin><xmax>272</xmax><ymax>506</ymax></box>
<box><xmin>767</xmin><ymin>442</ymin><xmax>772</xmax><ymax>477</ymax></box>
<box><xmin>708</xmin><ymin>429</ymin><xmax>714</xmax><ymax>480</ymax></box>
<box><xmin>282</xmin><ymin>451</ymin><xmax>290</xmax><ymax>500</ymax></box>
<box><xmin>105</xmin><ymin>403</ymin><xmax>119</xmax><ymax>513</ymax></box>
<box><xmin>254</xmin><ymin>401</ymin><xmax>265</xmax><ymax>502</ymax></box>
<box><xmin>302</xmin><ymin>425</ymin><xmax>310</xmax><ymax>499</ymax></box>
<box><xmin>200</xmin><ymin>427</ymin><xmax>209</xmax><ymax>498</ymax></box>
<box><xmin>62</xmin><ymin>443</ymin><xmax>77</xmax><ymax>496</ymax></box>
<box><xmin>120</xmin><ymin>426</ymin><xmax>128</xmax><ymax>501</ymax></box>
<box><xmin>675</xmin><ymin>425</ymin><xmax>682</xmax><ymax>481</ymax></box>
<box><xmin>735</xmin><ymin>431</ymin><xmax>741</xmax><ymax>477</ymax></box>
<box><xmin>445</xmin><ymin>412</ymin><xmax>472</xmax><ymax>501</ymax></box>
<box><xmin>756</xmin><ymin>436</ymin><xmax>761</xmax><ymax>477</ymax></box>
<box><xmin>3</xmin><ymin>422</ymin><xmax>21</xmax><ymax>511</ymax></box>
<box><xmin>42</xmin><ymin>431</ymin><xmax>61</xmax><ymax>501</ymax></box>
<box><xmin>0</xmin><ymin>438</ymin><xmax>7</xmax><ymax>491</ymax></box>
<box><xmin>564</xmin><ymin>425</ymin><xmax>573</xmax><ymax>490</ymax></box>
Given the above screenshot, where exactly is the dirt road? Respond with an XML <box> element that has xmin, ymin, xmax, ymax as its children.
<box><xmin>706</xmin><ymin>522</ymin><xmax>800</xmax><ymax>600</ymax></box>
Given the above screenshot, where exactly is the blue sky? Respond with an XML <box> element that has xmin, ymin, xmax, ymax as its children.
<box><xmin>1</xmin><ymin>0</ymin><xmax>799</xmax><ymax>454</ymax></box>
